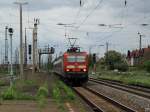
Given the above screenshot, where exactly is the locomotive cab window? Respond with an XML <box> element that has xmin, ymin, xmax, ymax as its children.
<box><xmin>67</xmin><ymin>56</ymin><xmax>76</xmax><ymax>62</ymax></box>
<box><xmin>76</xmin><ymin>56</ymin><xmax>86</xmax><ymax>62</ymax></box>
<box><xmin>67</xmin><ymin>55</ymin><xmax>86</xmax><ymax>62</ymax></box>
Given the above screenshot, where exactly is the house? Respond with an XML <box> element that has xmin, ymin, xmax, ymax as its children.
<box><xmin>127</xmin><ymin>46</ymin><xmax>150</xmax><ymax>66</ymax></box>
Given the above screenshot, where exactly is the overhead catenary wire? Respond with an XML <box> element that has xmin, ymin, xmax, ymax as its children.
<box><xmin>73</xmin><ymin>4</ymin><xmax>82</xmax><ymax>25</ymax></box>
<box><xmin>122</xmin><ymin>0</ymin><xmax>150</xmax><ymax>27</ymax></box>
<box><xmin>88</xmin><ymin>0</ymin><xmax>128</xmax><ymax>44</ymax></box>
<box><xmin>75</xmin><ymin>0</ymin><xmax>103</xmax><ymax>30</ymax></box>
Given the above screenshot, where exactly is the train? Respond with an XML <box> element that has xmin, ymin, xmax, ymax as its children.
<box><xmin>53</xmin><ymin>47</ymin><xmax>89</xmax><ymax>84</ymax></box>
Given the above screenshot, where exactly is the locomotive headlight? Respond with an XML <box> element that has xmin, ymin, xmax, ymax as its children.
<box><xmin>66</xmin><ymin>69</ymin><xmax>70</xmax><ymax>72</ymax></box>
<box><xmin>83</xmin><ymin>68</ymin><xmax>86</xmax><ymax>72</ymax></box>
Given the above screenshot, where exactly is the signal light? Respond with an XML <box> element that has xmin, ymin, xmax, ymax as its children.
<box><xmin>50</xmin><ymin>47</ymin><xmax>55</xmax><ymax>54</ymax></box>
<box><xmin>28</xmin><ymin>45</ymin><xmax>32</xmax><ymax>54</ymax></box>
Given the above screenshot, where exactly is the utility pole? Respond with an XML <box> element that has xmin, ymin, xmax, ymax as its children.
<box><xmin>137</xmin><ymin>32</ymin><xmax>145</xmax><ymax>64</ymax></box>
<box><xmin>106</xmin><ymin>42</ymin><xmax>109</xmax><ymax>65</ymax></box>
<box><xmin>14</xmin><ymin>1</ymin><xmax>28</xmax><ymax>79</ymax></box>
<box><xmin>138</xmin><ymin>32</ymin><xmax>144</xmax><ymax>50</ymax></box>
<box><xmin>32</xmin><ymin>18</ymin><xmax>40</xmax><ymax>74</ymax></box>
<box><xmin>24</xmin><ymin>28</ymin><xmax>27</xmax><ymax>67</ymax></box>
<box><xmin>5</xmin><ymin>26</ymin><xmax>8</xmax><ymax>65</ymax></box>
<box><xmin>106</xmin><ymin>42</ymin><xmax>109</xmax><ymax>54</ymax></box>
<box><xmin>5</xmin><ymin>26</ymin><xmax>9</xmax><ymax>73</ymax></box>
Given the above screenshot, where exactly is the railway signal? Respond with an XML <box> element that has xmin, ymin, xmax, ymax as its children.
<box><xmin>38</xmin><ymin>46</ymin><xmax>55</xmax><ymax>70</ymax></box>
<box><xmin>50</xmin><ymin>47</ymin><xmax>55</xmax><ymax>54</ymax></box>
<box><xmin>93</xmin><ymin>53</ymin><xmax>96</xmax><ymax>74</ymax></box>
<box><xmin>93</xmin><ymin>53</ymin><xmax>96</xmax><ymax>64</ymax></box>
<box><xmin>8</xmin><ymin>27</ymin><xmax>14</xmax><ymax>86</ymax></box>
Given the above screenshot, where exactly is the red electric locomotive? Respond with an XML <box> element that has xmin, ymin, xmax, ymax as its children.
<box><xmin>53</xmin><ymin>47</ymin><xmax>89</xmax><ymax>84</ymax></box>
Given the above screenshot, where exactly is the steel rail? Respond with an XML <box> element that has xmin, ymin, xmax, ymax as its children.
<box><xmin>85</xmin><ymin>86</ymin><xmax>137</xmax><ymax>112</ymax></box>
<box><xmin>73</xmin><ymin>87</ymin><xmax>136</xmax><ymax>112</ymax></box>
<box><xmin>89</xmin><ymin>78</ymin><xmax>150</xmax><ymax>99</ymax></box>
<box><xmin>73</xmin><ymin>87</ymin><xmax>104</xmax><ymax>112</ymax></box>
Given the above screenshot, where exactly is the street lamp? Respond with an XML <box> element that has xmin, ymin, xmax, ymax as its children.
<box><xmin>8</xmin><ymin>28</ymin><xmax>14</xmax><ymax>86</ymax></box>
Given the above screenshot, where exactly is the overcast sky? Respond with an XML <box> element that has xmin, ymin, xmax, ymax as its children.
<box><xmin>0</xmin><ymin>0</ymin><xmax>150</xmax><ymax>62</ymax></box>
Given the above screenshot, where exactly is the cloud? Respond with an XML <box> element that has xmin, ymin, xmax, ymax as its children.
<box><xmin>0</xmin><ymin>0</ymin><xmax>150</xmax><ymax>60</ymax></box>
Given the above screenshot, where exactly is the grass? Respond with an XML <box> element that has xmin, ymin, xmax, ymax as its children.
<box><xmin>0</xmin><ymin>79</ymin><xmax>50</xmax><ymax>112</ymax></box>
<box><xmin>94</xmin><ymin>69</ymin><xmax>150</xmax><ymax>88</ymax></box>
<box><xmin>14</xmin><ymin>79</ymin><xmax>37</xmax><ymax>87</ymax></box>
<box><xmin>0</xmin><ymin>85</ymin><xmax>35</xmax><ymax>100</ymax></box>
<box><xmin>53</xmin><ymin>81</ymin><xmax>75</xmax><ymax>101</ymax></box>
<box><xmin>52</xmin><ymin>80</ymin><xmax>76</xmax><ymax>112</ymax></box>
<box><xmin>0</xmin><ymin>80</ymin><xmax>5</xmax><ymax>86</ymax></box>
<box><xmin>0</xmin><ymin>79</ymin><xmax>39</xmax><ymax>101</ymax></box>
<box><xmin>0</xmin><ymin>69</ymin><xmax>9</xmax><ymax>75</ymax></box>
<box><xmin>52</xmin><ymin>80</ymin><xmax>87</xmax><ymax>112</ymax></box>
<box><xmin>36</xmin><ymin>82</ymin><xmax>49</xmax><ymax>108</ymax></box>
<box><xmin>0</xmin><ymin>80</ymin><xmax>50</xmax><ymax>110</ymax></box>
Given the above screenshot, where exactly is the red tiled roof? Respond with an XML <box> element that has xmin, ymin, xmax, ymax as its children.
<box><xmin>128</xmin><ymin>46</ymin><xmax>150</xmax><ymax>58</ymax></box>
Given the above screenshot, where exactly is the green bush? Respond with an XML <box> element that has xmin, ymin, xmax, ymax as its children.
<box><xmin>1</xmin><ymin>86</ymin><xmax>16</xmax><ymax>100</ymax></box>
<box><xmin>108</xmin><ymin>64</ymin><xmax>115</xmax><ymax>70</ymax></box>
<box><xmin>52</xmin><ymin>86</ymin><xmax>61</xmax><ymax>102</ymax></box>
<box><xmin>144</xmin><ymin>60</ymin><xmax>150</xmax><ymax>72</ymax></box>
<box><xmin>114</xmin><ymin>61</ymin><xmax>129</xmax><ymax>72</ymax></box>
<box><xmin>37</xmin><ymin>86</ymin><xmax>48</xmax><ymax>97</ymax></box>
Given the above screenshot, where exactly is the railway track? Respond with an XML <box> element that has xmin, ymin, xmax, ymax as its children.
<box><xmin>89</xmin><ymin>78</ymin><xmax>150</xmax><ymax>99</ymax></box>
<box><xmin>73</xmin><ymin>87</ymin><xmax>136</xmax><ymax>112</ymax></box>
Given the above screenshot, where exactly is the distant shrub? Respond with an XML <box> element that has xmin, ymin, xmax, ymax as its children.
<box><xmin>144</xmin><ymin>60</ymin><xmax>150</xmax><ymax>72</ymax></box>
<box><xmin>137</xmin><ymin>64</ymin><xmax>145</xmax><ymax>70</ymax></box>
<box><xmin>114</xmin><ymin>61</ymin><xmax>129</xmax><ymax>72</ymax></box>
<box><xmin>108</xmin><ymin>64</ymin><xmax>115</xmax><ymax>70</ymax></box>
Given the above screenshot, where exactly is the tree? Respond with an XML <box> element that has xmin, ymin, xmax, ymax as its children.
<box><xmin>144</xmin><ymin>60</ymin><xmax>150</xmax><ymax>72</ymax></box>
<box><xmin>105</xmin><ymin>50</ymin><xmax>122</xmax><ymax>70</ymax></box>
<box><xmin>104</xmin><ymin>50</ymin><xmax>128</xmax><ymax>71</ymax></box>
